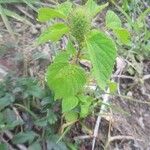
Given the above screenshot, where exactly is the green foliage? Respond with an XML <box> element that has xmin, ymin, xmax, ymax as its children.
<box><xmin>38</xmin><ymin>1</ymin><xmax>73</xmax><ymax>22</ymax></box>
<box><xmin>86</xmin><ymin>30</ymin><xmax>117</xmax><ymax>90</ymax></box>
<box><xmin>108</xmin><ymin>81</ymin><xmax>118</xmax><ymax>93</ymax></box>
<box><xmin>37</xmin><ymin>23</ymin><xmax>69</xmax><ymax>44</ymax></box>
<box><xmin>68</xmin><ymin>7</ymin><xmax>91</xmax><ymax>43</ymax></box>
<box><xmin>0</xmin><ymin>143</ymin><xmax>7</xmax><ymax>150</ymax></box>
<box><xmin>113</xmin><ymin>28</ymin><xmax>131</xmax><ymax>45</ymax></box>
<box><xmin>106</xmin><ymin>10</ymin><xmax>131</xmax><ymax>46</ymax></box>
<box><xmin>78</xmin><ymin>95</ymin><xmax>92</xmax><ymax>118</ymax></box>
<box><xmin>0</xmin><ymin>0</ymin><xmax>41</xmax><ymax>36</ymax></box>
<box><xmin>57</xmin><ymin>1</ymin><xmax>73</xmax><ymax>16</ymax></box>
<box><xmin>110</xmin><ymin>0</ymin><xmax>150</xmax><ymax>67</ymax></box>
<box><xmin>46</xmin><ymin>62</ymin><xmax>86</xmax><ymax>99</ymax></box>
<box><xmin>46</xmin><ymin>135</ymin><xmax>68</xmax><ymax>150</ymax></box>
<box><xmin>28</xmin><ymin>142</ymin><xmax>42</xmax><ymax>150</ymax></box>
<box><xmin>38</xmin><ymin>8</ymin><xmax>65</xmax><ymax>22</ymax></box>
<box><xmin>66</xmin><ymin>40</ymin><xmax>76</xmax><ymax>55</ymax></box>
<box><xmin>86</xmin><ymin>0</ymin><xmax>108</xmax><ymax>17</ymax></box>
<box><xmin>106</xmin><ymin>10</ymin><xmax>122</xmax><ymax>29</ymax></box>
<box><xmin>0</xmin><ymin>94</ymin><xmax>14</xmax><ymax>111</ymax></box>
<box><xmin>12</xmin><ymin>131</ymin><xmax>38</xmax><ymax>144</ymax></box>
<box><xmin>65</xmin><ymin>111</ymin><xmax>78</xmax><ymax>122</ymax></box>
<box><xmin>37</xmin><ymin>0</ymin><xmax>132</xmax><ymax>122</ymax></box>
<box><xmin>0</xmin><ymin>75</ymin><xmax>63</xmax><ymax>148</ymax></box>
<box><xmin>62</xmin><ymin>96</ymin><xmax>79</xmax><ymax>112</ymax></box>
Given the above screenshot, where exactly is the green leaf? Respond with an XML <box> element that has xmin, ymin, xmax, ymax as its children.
<box><xmin>0</xmin><ymin>94</ymin><xmax>14</xmax><ymax>111</ymax></box>
<box><xmin>27</xmin><ymin>85</ymin><xmax>45</xmax><ymax>98</ymax></box>
<box><xmin>66</xmin><ymin>40</ymin><xmax>76</xmax><ymax>55</ymax></box>
<box><xmin>80</xmin><ymin>104</ymin><xmax>90</xmax><ymax>118</ymax></box>
<box><xmin>67</xmin><ymin>143</ymin><xmax>78</xmax><ymax>150</ymax></box>
<box><xmin>47</xmin><ymin>135</ymin><xmax>68</xmax><ymax>150</ymax></box>
<box><xmin>46</xmin><ymin>62</ymin><xmax>86</xmax><ymax>98</ymax></box>
<box><xmin>3</xmin><ymin>108</ymin><xmax>16</xmax><ymax>124</ymax></box>
<box><xmin>37</xmin><ymin>23</ymin><xmax>69</xmax><ymax>44</ymax></box>
<box><xmin>4</xmin><ymin>120</ymin><xmax>24</xmax><ymax>130</ymax></box>
<box><xmin>106</xmin><ymin>10</ymin><xmax>122</xmax><ymax>29</ymax></box>
<box><xmin>34</xmin><ymin>118</ymin><xmax>47</xmax><ymax>127</ymax></box>
<box><xmin>38</xmin><ymin>8</ymin><xmax>65</xmax><ymax>22</ymax></box>
<box><xmin>86</xmin><ymin>0</ymin><xmax>108</xmax><ymax>17</ymax></box>
<box><xmin>0</xmin><ymin>143</ymin><xmax>7</xmax><ymax>150</ymax></box>
<box><xmin>28</xmin><ymin>142</ymin><xmax>42</xmax><ymax>150</ymax></box>
<box><xmin>0</xmin><ymin>113</ymin><xmax>4</xmax><ymax>124</ymax></box>
<box><xmin>57</xmin><ymin>1</ymin><xmax>73</xmax><ymax>17</ymax></box>
<box><xmin>62</xmin><ymin>96</ymin><xmax>79</xmax><ymax>112</ymax></box>
<box><xmin>86</xmin><ymin>30</ymin><xmax>117</xmax><ymax>90</ymax></box>
<box><xmin>65</xmin><ymin>111</ymin><xmax>78</xmax><ymax>122</ymax></box>
<box><xmin>47</xmin><ymin>110</ymin><xmax>57</xmax><ymax>124</ymax></box>
<box><xmin>78</xmin><ymin>95</ymin><xmax>92</xmax><ymax>118</ymax></box>
<box><xmin>113</xmin><ymin>28</ymin><xmax>131</xmax><ymax>45</ymax></box>
<box><xmin>108</xmin><ymin>81</ymin><xmax>117</xmax><ymax>93</ymax></box>
<box><xmin>54</xmin><ymin>51</ymin><xmax>70</xmax><ymax>63</ymax></box>
<box><xmin>12</xmin><ymin>131</ymin><xmax>38</xmax><ymax>144</ymax></box>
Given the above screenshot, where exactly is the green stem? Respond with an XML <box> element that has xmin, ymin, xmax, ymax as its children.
<box><xmin>57</xmin><ymin>126</ymin><xmax>71</xmax><ymax>143</ymax></box>
<box><xmin>14</xmin><ymin>103</ymin><xmax>38</xmax><ymax>119</ymax></box>
<box><xmin>75</xmin><ymin>41</ymin><xmax>83</xmax><ymax>64</ymax></box>
<box><xmin>75</xmin><ymin>49</ymin><xmax>81</xmax><ymax>64</ymax></box>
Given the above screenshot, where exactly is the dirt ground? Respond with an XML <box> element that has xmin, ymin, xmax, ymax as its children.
<box><xmin>0</xmin><ymin>11</ymin><xmax>150</xmax><ymax>150</ymax></box>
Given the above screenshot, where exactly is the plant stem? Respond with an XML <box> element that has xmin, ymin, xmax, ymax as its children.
<box><xmin>75</xmin><ymin>42</ymin><xmax>83</xmax><ymax>64</ymax></box>
<box><xmin>75</xmin><ymin>49</ymin><xmax>81</xmax><ymax>64</ymax></box>
<box><xmin>14</xmin><ymin>103</ymin><xmax>38</xmax><ymax>119</ymax></box>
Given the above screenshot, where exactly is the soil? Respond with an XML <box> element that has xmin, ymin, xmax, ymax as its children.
<box><xmin>0</xmin><ymin>6</ymin><xmax>150</xmax><ymax>150</ymax></box>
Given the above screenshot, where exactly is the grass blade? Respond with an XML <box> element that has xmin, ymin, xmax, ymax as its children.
<box><xmin>2</xmin><ymin>8</ymin><xmax>33</xmax><ymax>26</ymax></box>
<box><xmin>0</xmin><ymin>4</ymin><xmax>15</xmax><ymax>38</ymax></box>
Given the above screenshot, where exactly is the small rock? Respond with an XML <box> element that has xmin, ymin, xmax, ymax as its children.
<box><xmin>137</xmin><ymin>117</ymin><xmax>145</xmax><ymax>129</ymax></box>
<box><xmin>80</xmin><ymin>59</ymin><xmax>92</xmax><ymax>69</ymax></box>
<box><xmin>42</xmin><ymin>44</ymin><xmax>51</xmax><ymax>59</ymax></box>
<box><xmin>0</xmin><ymin>33</ymin><xmax>2</xmax><ymax>38</ymax></box>
<box><xmin>35</xmin><ymin>24</ymin><xmax>42</xmax><ymax>29</ymax></box>
<box><xmin>0</xmin><ymin>65</ymin><xmax>8</xmax><ymax>81</ymax></box>
<box><xmin>15</xmin><ymin>22</ymin><xmax>22</xmax><ymax>28</ymax></box>
<box><xmin>31</xmin><ymin>27</ymin><xmax>38</xmax><ymax>35</ymax></box>
<box><xmin>115</xmin><ymin>57</ymin><xmax>126</xmax><ymax>75</ymax></box>
<box><xmin>127</xmin><ymin>91</ymin><xmax>132</xmax><ymax>97</ymax></box>
<box><xmin>15</xmin><ymin>28</ymin><xmax>23</xmax><ymax>33</ymax></box>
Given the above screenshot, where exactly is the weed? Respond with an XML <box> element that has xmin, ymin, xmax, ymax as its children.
<box><xmin>0</xmin><ymin>74</ymin><xmax>67</xmax><ymax>148</ymax></box>
<box><xmin>37</xmin><ymin>0</ymin><xmax>130</xmax><ymax>122</ymax></box>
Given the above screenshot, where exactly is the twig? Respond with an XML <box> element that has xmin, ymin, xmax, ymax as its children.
<box><xmin>74</xmin><ymin>135</ymin><xmax>92</xmax><ymax>140</ymax></box>
<box><xmin>12</xmin><ymin>106</ymin><xmax>23</xmax><ymax>121</ymax></box>
<box><xmin>105</xmin><ymin>135</ymin><xmax>142</xmax><ymax>149</ymax></box>
<box><xmin>59</xmin><ymin>120</ymin><xmax>77</xmax><ymax>134</ymax></box>
<box><xmin>92</xmin><ymin>57</ymin><xmax>126</xmax><ymax>149</ymax></box>
<box><xmin>143</xmin><ymin>74</ymin><xmax>150</xmax><ymax>80</ymax></box>
<box><xmin>92</xmin><ymin>88</ymin><xmax>110</xmax><ymax>150</ymax></box>
<box><xmin>112</xmin><ymin>74</ymin><xmax>135</xmax><ymax>80</ymax></box>
<box><xmin>80</xmin><ymin>122</ymin><xmax>93</xmax><ymax>135</ymax></box>
<box><xmin>14</xmin><ymin>103</ymin><xmax>38</xmax><ymax>119</ymax></box>
<box><xmin>112</xmin><ymin>74</ymin><xmax>150</xmax><ymax>81</ymax></box>
<box><xmin>16</xmin><ymin>6</ymin><xmax>34</xmax><ymax>20</ymax></box>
